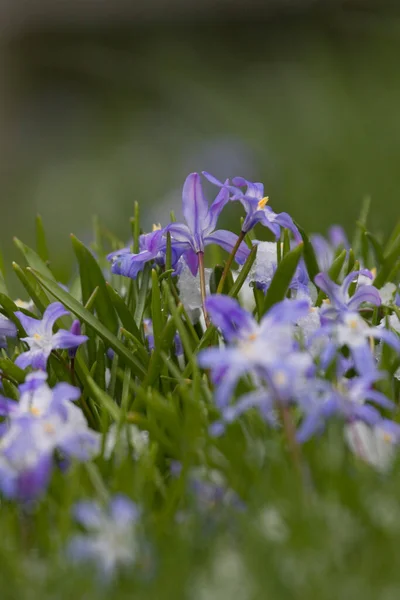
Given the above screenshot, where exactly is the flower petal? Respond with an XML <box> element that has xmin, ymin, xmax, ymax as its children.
<box><xmin>204</xmin><ymin>185</ymin><xmax>230</xmax><ymax>235</ymax></box>
<box><xmin>51</xmin><ymin>330</ymin><xmax>88</xmax><ymax>350</ymax></box>
<box><xmin>42</xmin><ymin>302</ymin><xmax>69</xmax><ymax>335</ymax></box>
<box><xmin>204</xmin><ymin>295</ymin><xmax>255</xmax><ymax>341</ymax></box>
<box><xmin>205</xmin><ymin>230</ymin><xmax>250</xmax><ymax>264</ymax></box>
<box><xmin>182</xmin><ymin>173</ymin><xmax>209</xmax><ymax>238</ymax></box>
<box><xmin>347</xmin><ymin>285</ymin><xmax>381</xmax><ymax>311</ymax></box>
<box><xmin>14</xmin><ymin>312</ymin><xmax>41</xmax><ymax>337</ymax></box>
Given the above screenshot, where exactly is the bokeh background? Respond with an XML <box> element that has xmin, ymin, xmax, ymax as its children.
<box><xmin>1</xmin><ymin>1</ymin><xmax>400</xmax><ymax>279</ymax></box>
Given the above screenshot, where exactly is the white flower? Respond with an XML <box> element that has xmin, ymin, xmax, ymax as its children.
<box><xmin>379</xmin><ymin>283</ymin><xmax>397</xmax><ymax>306</ymax></box>
<box><xmin>178</xmin><ymin>262</ymin><xmax>212</xmax><ymax>323</ymax></box>
<box><xmin>345</xmin><ymin>421</ymin><xmax>398</xmax><ymax>471</ymax></box>
<box><xmin>249</xmin><ymin>241</ymin><xmax>277</xmax><ymax>290</ymax></box>
<box><xmin>104</xmin><ymin>423</ymin><xmax>149</xmax><ymax>461</ymax></box>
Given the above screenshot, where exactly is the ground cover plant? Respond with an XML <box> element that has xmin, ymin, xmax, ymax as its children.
<box><xmin>0</xmin><ymin>172</ymin><xmax>400</xmax><ymax>599</ymax></box>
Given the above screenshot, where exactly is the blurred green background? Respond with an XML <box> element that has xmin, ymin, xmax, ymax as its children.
<box><xmin>1</xmin><ymin>3</ymin><xmax>400</xmax><ymax>279</ymax></box>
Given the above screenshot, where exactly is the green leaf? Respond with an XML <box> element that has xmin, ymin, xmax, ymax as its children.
<box><xmin>295</xmin><ymin>222</ymin><xmax>320</xmax><ymax>282</ymax></box>
<box><xmin>263</xmin><ymin>243</ymin><xmax>303</xmax><ymax>313</ymax></box>
<box><xmin>352</xmin><ymin>195</ymin><xmax>371</xmax><ymax>255</ymax></box>
<box><xmin>228</xmin><ymin>245</ymin><xmax>257</xmax><ymax>299</ymax></box>
<box><xmin>374</xmin><ymin>235</ymin><xmax>400</xmax><ymax>288</ymax></box>
<box><xmin>151</xmin><ymin>269</ymin><xmax>164</xmax><ymax>352</ymax></box>
<box><xmin>365</xmin><ymin>232</ymin><xmax>384</xmax><ymax>266</ymax></box>
<box><xmin>282</xmin><ymin>229</ymin><xmax>291</xmax><ymax>257</ymax></box>
<box><xmin>71</xmin><ymin>234</ymin><xmax>118</xmax><ymax>334</ymax></box>
<box><xmin>94</xmin><ymin>339</ymin><xmax>106</xmax><ymax>390</ymax></box>
<box><xmin>28</xmin><ymin>268</ymin><xmax>147</xmax><ymax>378</ymax></box>
<box><xmin>2</xmin><ymin>379</ymin><xmax>19</xmax><ymax>401</ymax></box>
<box><xmin>0</xmin><ymin>270</ymin><xmax>8</xmax><ymax>296</ymax></box>
<box><xmin>86</xmin><ymin>375</ymin><xmax>121</xmax><ymax>421</ymax></box>
<box><xmin>12</xmin><ymin>262</ymin><xmax>49</xmax><ymax>313</ymax></box>
<box><xmin>13</xmin><ymin>237</ymin><xmax>56</xmax><ymax>282</ymax></box>
<box><xmin>35</xmin><ymin>215</ymin><xmax>49</xmax><ymax>263</ymax></box>
<box><xmin>346</xmin><ymin>248</ymin><xmax>356</xmax><ymax>275</ymax></box>
<box><xmin>134</xmin><ymin>264</ymin><xmax>151</xmax><ymax>327</ymax></box>
<box><xmin>105</xmin><ymin>283</ymin><xmax>143</xmax><ymax>342</ymax></box>
<box><xmin>210</xmin><ymin>265</ymin><xmax>233</xmax><ymax>295</ymax></box>
<box><xmin>132</xmin><ymin>202</ymin><xmax>140</xmax><ymax>254</ymax></box>
<box><xmin>163</xmin><ymin>280</ymin><xmax>195</xmax><ymax>363</ymax></box>
<box><xmin>384</xmin><ymin>219</ymin><xmax>400</xmax><ymax>255</ymax></box>
<box><xmin>0</xmin><ymin>358</ymin><xmax>27</xmax><ymax>384</ymax></box>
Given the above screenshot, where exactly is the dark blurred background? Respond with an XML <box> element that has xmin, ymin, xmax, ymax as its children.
<box><xmin>1</xmin><ymin>1</ymin><xmax>400</xmax><ymax>277</ymax></box>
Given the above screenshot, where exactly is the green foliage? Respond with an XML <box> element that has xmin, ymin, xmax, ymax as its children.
<box><xmin>1</xmin><ymin>212</ymin><xmax>400</xmax><ymax>600</ymax></box>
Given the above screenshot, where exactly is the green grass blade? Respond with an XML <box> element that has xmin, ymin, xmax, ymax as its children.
<box><xmin>263</xmin><ymin>243</ymin><xmax>303</xmax><ymax>313</ymax></box>
<box><xmin>35</xmin><ymin>215</ymin><xmax>49</xmax><ymax>263</ymax></box>
<box><xmin>28</xmin><ymin>268</ymin><xmax>147</xmax><ymax>377</ymax></box>
<box><xmin>71</xmin><ymin>234</ymin><xmax>118</xmax><ymax>334</ymax></box>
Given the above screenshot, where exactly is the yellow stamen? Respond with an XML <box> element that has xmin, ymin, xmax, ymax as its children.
<box><xmin>33</xmin><ymin>333</ymin><xmax>42</xmax><ymax>341</ymax></box>
<box><xmin>257</xmin><ymin>197</ymin><xmax>269</xmax><ymax>210</ymax></box>
<box><xmin>30</xmin><ymin>406</ymin><xmax>41</xmax><ymax>416</ymax></box>
<box><xmin>274</xmin><ymin>371</ymin><xmax>287</xmax><ymax>386</ymax></box>
<box><xmin>248</xmin><ymin>333</ymin><xmax>257</xmax><ymax>341</ymax></box>
<box><xmin>383</xmin><ymin>432</ymin><xmax>393</xmax><ymax>443</ymax></box>
<box><xmin>370</xmin><ymin>267</ymin><xmax>377</xmax><ymax>279</ymax></box>
<box><xmin>152</xmin><ymin>223</ymin><xmax>162</xmax><ymax>231</ymax></box>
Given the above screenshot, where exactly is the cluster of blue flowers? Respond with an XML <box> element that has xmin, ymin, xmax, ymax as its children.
<box><xmin>108</xmin><ymin>172</ymin><xmax>400</xmax><ymax>462</ymax></box>
<box><xmin>0</xmin><ymin>170</ymin><xmax>399</xmax><ymax>580</ymax></box>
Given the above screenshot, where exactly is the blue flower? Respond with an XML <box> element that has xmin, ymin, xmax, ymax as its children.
<box><xmin>313</xmin><ymin>271</ymin><xmax>400</xmax><ymax>375</ymax></box>
<box><xmin>198</xmin><ymin>295</ymin><xmax>312</xmax><ymax>408</ymax></box>
<box><xmin>167</xmin><ymin>173</ymin><xmax>249</xmax><ymax>275</ymax></box>
<box><xmin>315</xmin><ymin>270</ymin><xmax>381</xmax><ymax>321</ymax></box>
<box><xmin>0</xmin><ymin>372</ymin><xmax>100</xmax><ymax>502</ymax></box>
<box><xmin>107</xmin><ymin>227</ymin><xmax>185</xmax><ymax>279</ymax></box>
<box><xmin>296</xmin><ymin>373</ymin><xmax>394</xmax><ymax>442</ymax></box>
<box><xmin>14</xmin><ymin>302</ymin><xmax>88</xmax><ymax>370</ymax></box>
<box><xmin>68</xmin><ymin>495</ymin><xmax>139</xmax><ymax>579</ymax></box>
<box><xmin>203</xmin><ymin>171</ymin><xmax>301</xmax><ymax>239</ymax></box>
<box><xmin>311</xmin><ymin>226</ymin><xmax>349</xmax><ymax>271</ymax></box>
<box><xmin>0</xmin><ymin>314</ymin><xmax>17</xmax><ymax>348</ymax></box>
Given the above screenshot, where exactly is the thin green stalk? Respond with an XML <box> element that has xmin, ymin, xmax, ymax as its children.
<box><xmin>216</xmin><ymin>230</ymin><xmax>246</xmax><ymax>294</ymax></box>
<box><xmin>198</xmin><ymin>251</ymin><xmax>210</xmax><ymax>327</ymax></box>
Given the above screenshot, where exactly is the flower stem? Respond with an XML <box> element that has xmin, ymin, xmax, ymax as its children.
<box><xmin>216</xmin><ymin>230</ymin><xmax>245</xmax><ymax>294</ymax></box>
<box><xmin>279</xmin><ymin>404</ymin><xmax>304</xmax><ymax>480</ymax></box>
<box><xmin>198</xmin><ymin>251</ymin><xmax>210</xmax><ymax>328</ymax></box>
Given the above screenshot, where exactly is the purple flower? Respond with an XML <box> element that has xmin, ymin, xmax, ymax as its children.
<box><xmin>203</xmin><ymin>171</ymin><xmax>301</xmax><ymax>240</ymax></box>
<box><xmin>68</xmin><ymin>495</ymin><xmax>139</xmax><ymax>578</ymax></box>
<box><xmin>198</xmin><ymin>295</ymin><xmax>311</xmax><ymax>407</ymax></box>
<box><xmin>313</xmin><ymin>271</ymin><xmax>400</xmax><ymax>375</ymax></box>
<box><xmin>108</xmin><ymin>227</ymin><xmax>176</xmax><ymax>279</ymax></box>
<box><xmin>311</xmin><ymin>226</ymin><xmax>349</xmax><ymax>272</ymax></box>
<box><xmin>14</xmin><ymin>302</ymin><xmax>88</xmax><ymax>370</ymax></box>
<box><xmin>68</xmin><ymin>320</ymin><xmax>83</xmax><ymax>359</ymax></box>
<box><xmin>297</xmin><ymin>373</ymin><xmax>394</xmax><ymax>442</ymax></box>
<box><xmin>0</xmin><ymin>423</ymin><xmax>54</xmax><ymax>502</ymax></box>
<box><xmin>315</xmin><ymin>270</ymin><xmax>381</xmax><ymax>321</ymax></box>
<box><xmin>0</xmin><ymin>314</ymin><xmax>17</xmax><ymax>348</ymax></box>
<box><xmin>0</xmin><ymin>372</ymin><xmax>100</xmax><ymax>501</ymax></box>
<box><xmin>166</xmin><ymin>173</ymin><xmax>249</xmax><ymax>275</ymax></box>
